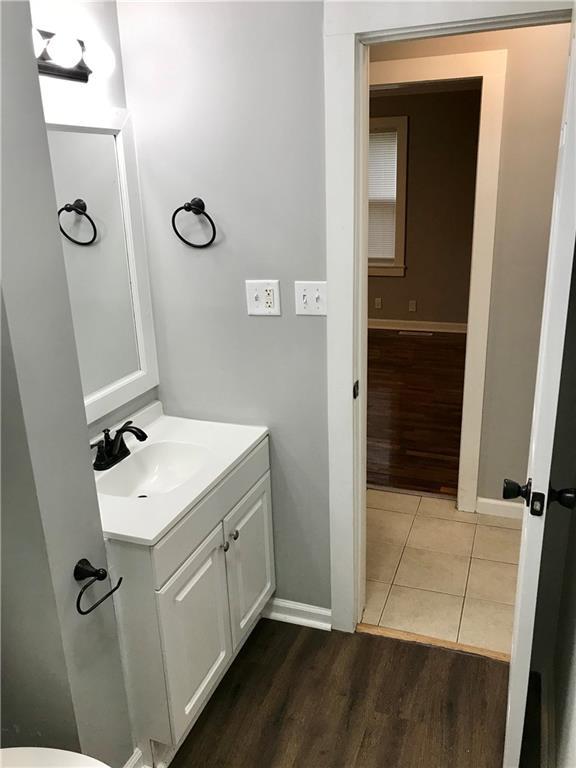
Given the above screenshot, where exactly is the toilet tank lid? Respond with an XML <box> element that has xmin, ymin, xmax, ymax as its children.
<box><xmin>0</xmin><ymin>748</ymin><xmax>111</xmax><ymax>768</ymax></box>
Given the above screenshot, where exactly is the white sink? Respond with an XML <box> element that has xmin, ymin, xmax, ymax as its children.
<box><xmin>96</xmin><ymin>442</ymin><xmax>210</xmax><ymax>498</ymax></box>
<box><xmin>94</xmin><ymin>402</ymin><xmax>268</xmax><ymax>546</ymax></box>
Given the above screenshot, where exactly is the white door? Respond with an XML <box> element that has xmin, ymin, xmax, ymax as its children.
<box><xmin>156</xmin><ymin>524</ymin><xmax>233</xmax><ymax>744</ymax></box>
<box><xmin>504</xmin><ymin>20</ymin><xmax>576</xmax><ymax>768</ymax></box>
<box><xmin>224</xmin><ymin>473</ymin><xmax>275</xmax><ymax>649</ymax></box>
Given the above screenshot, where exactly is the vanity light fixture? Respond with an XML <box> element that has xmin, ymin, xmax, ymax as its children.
<box><xmin>34</xmin><ymin>29</ymin><xmax>92</xmax><ymax>83</ymax></box>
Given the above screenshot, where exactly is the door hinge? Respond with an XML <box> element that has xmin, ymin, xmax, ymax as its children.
<box><xmin>353</xmin><ymin>380</ymin><xmax>359</xmax><ymax>399</ymax></box>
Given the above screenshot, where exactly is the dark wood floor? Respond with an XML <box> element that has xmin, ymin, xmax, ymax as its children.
<box><xmin>172</xmin><ymin>619</ymin><xmax>508</xmax><ymax>768</ymax></box>
<box><xmin>367</xmin><ymin>329</ymin><xmax>467</xmax><ymax>495</ymax></box>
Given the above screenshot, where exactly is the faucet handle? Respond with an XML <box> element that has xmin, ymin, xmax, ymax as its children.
<box><xmin>90</xmin><ymin>427</ymin><xmax>112</xmax><ymax>451</ymax></box>
<box><xmin>92</xmin><ymin>440</ymin><xmax>110</xmax><ymax>470</ymax></box>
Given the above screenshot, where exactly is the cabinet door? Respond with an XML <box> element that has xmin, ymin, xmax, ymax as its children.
<box><xmin>224</xmin><ymin>473</ymin><xmax>275</xmax><ymax>649</ymax></box>
<box><xmin>156</xmin><ymin>525</ymin><xmax>232</xmax><ymax>744</ymax></box>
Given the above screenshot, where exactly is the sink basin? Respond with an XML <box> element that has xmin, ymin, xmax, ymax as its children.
<box><xmin>96</xmin><ymin>442</ymin><xmax>209</xmax><ymax>498</ymax></box>
<box><xmin>94</xmin><ymin>402</ymin><xmax>268</xmax><ymax>545</ymax></box>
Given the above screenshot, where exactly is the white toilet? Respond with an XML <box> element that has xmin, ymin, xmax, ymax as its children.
<box><xmin>0</xmin><ymin>749</ymin><xmax>111</xmax><ymax>768</ymax></box>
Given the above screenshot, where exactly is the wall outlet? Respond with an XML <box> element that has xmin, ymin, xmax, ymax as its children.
<box><xmin>264</xmin><ymin>288</ymin><xmax>275</xmax><ymax>310</ymax></box>
<box><xmin>374</xmin><ymin>297</ymin><xmax>382</xmax><ymax>310</ymax></box>
<box><xmin>409</xmin><ymin>299</ymin><xmax>417</xmax><ymax>313</ymax></box>
<box><xmin>295</xmin><ymin>281</ymin><xmax>327</xmax><ymax>316</ymax></box>
<box><xmin>245</xmin><ymin>280</ymin><xmax>281</xmax><ymax>316</ymax></box>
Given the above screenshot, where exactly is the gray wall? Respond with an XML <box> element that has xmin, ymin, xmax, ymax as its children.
<box><xmin>1</xmin><ymin>308</ymin><xmax>80</xmax><ymax>752</ymax></box>
<box><xmin>117</xmin><ymin>1</ymin><xmax>330</xmax><ymax>607</ymax></box>
<box><xmin>371</xmin><ymin>24</ymin><xmax>571</xmax><ymax>498</ymax></box>
<box><xmin>1</xmin><ymin>3</ymin><xmax>133</xmax><ymax>765</ymax></box>
<box><xmin>369</xmin><ymin>87</ymin><xmax>480</xmax><ymax>323</ymax></box>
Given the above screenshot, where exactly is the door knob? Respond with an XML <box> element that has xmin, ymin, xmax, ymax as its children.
<box><xmin>549</xmin><ymin>487</ymin><xmax>576</xmax><ymax>510</ymax></box>
<box><xmin>502</xmin><ymin>478</ymin><xmax>532</xmax><ymax>503</ymax></box>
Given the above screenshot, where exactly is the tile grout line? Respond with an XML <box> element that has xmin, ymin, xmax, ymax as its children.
<box><xmin>456</xmin><ymin>523</ymin><xmax>477</xmax><ymax>642</ymax></box>
<box><xmin>368</xmin><ymin>485</ymin><xmax>455</xmax><ymax>503</ymax></box>
<box><xmin>365</xmin><ymin>499</ymin><xmax>417</xmax><ymax>625</ymax></box>
<box><xmin>377</xmin><ymin>582</ymin><xmax>474</xmax><ymax>600</ymax></box>
<box><xmin>466</xmin><ymin>594</ymin><xmax>517</xmax><ymax>608</ymax></box>
<box><xmin>378</xmin><ymin>501</ymin><xmax>421</xmax><ymax>625</ymax></box>
<box><xmin>393</xmin><ymin>540</ymin><xmax>475</xmax><ymax>559</ymax></box>
<box><xmin>364</xmin><ymin>501</ymin><xmax>420</xmax><ymax>625</ymax></box>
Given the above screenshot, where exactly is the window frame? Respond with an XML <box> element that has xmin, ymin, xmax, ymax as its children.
<box><xmin>368</xmin><ymin>115</ymin><xmax>408</xmax><ymax>277</ymax></box>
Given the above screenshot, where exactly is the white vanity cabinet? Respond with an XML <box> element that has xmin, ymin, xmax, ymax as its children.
<box><xmin>105</xmin><ymin>437</ymin><xmax>275</xmax><ymax>751</ymax></box>
<box><xmin>224</xmin><ymin>474</ymin><xmax>274</xmax><ymax>649</ymax></box>
<box><xmin>156</xmin><ymin>525</ymin><xmax>233</xmax><ymax>743</ymax></box>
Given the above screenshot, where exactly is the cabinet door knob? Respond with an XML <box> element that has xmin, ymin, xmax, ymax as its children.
<box><xmin>231</xmin><ymin>530</ymin><xmax>240</xmax><ymax>541</ymax></box>
<box><xmin>222</xmin><ymin>541</ymin><xmax>230</xmax><ymax>552</ymax></box>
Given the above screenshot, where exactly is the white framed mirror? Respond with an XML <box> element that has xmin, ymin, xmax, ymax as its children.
<box><xmin>45</xmin><ymin>106</ymin><xmax>158</xmax><ymax>424</ymax></box>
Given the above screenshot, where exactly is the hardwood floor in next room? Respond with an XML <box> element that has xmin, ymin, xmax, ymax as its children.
<box><xmin>363</xmin><ymin>489</ymin><xmax>521</xmax><ymax>655</ymax></box>
<box><xmin>171</xmin><ymin>619</ymin><xmax>509</xmax><ymax>768</ymax></box>
<box><xmin>367</xmin><ymin>328</ymin><xmax>466</xmax><ymax>495</ymax></box>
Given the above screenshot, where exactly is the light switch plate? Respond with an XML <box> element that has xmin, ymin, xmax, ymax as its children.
<box><xmin>245</xmin><ymin>280</ymin><xmax>281</xmax><ymax>316</ymax></box>
<box><xmin>295</xmin><ymin>281</ymin><xmax>327</xmax><ymax>316</ymax></box>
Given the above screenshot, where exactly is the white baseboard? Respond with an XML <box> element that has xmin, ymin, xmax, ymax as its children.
<box><xmin>476</xmin><ymin>497</ymin><xmax>523</xmax><ymax>519</ymax></box>
<box><xmin>368</xmin><ymin>318</ymin><xmax>467</xmax><ymax>333</ymax></box>
<box><xmin>123</xmin><ymin>748</ymin><xmax>145</xmax><ymax>768</ymax></box>
<box><xmin>263</xmin><ymin>598</ymin><xmax>332</xmax><ymax>631</ymax></box>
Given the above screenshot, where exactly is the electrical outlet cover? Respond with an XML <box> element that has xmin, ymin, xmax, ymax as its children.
<box><xmin>245</xmin><ymin>280</ymin><xmax>281</xmax><ymax>316</ymax></box>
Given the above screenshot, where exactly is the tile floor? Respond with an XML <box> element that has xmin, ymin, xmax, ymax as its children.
<box><xmin>363</xmin><ymin>489</ymin><xmax>522</xmax><ymax>655</ymax></box>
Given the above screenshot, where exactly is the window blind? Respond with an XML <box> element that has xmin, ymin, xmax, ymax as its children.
<box><xmin>368</xmin><ymin>130</ymin><xmax>397</xmax><ymax>261</ymax></box>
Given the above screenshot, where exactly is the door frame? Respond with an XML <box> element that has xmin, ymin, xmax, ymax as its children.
<box><xmin>369</xmin><ymin>50</ymin><xmax>507</xmax><ymax>517</ymax></box>
<box><xmin>324</xmin><ymin>5</ymin><xmax>573</xmax><ymax>632</ymax></box>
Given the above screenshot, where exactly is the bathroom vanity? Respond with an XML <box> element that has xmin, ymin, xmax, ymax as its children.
<box><xmin>96</xmin><ymin>403</ymin><xmax>275</xmax><ymax>754</ymax></box>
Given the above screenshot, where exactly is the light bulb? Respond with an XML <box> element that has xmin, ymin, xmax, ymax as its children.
<box><xmin>47</xmin><ymin>33</ymin><xmax>82</xmax><ymax>68</ymax></box>
<box><xmin>32</xmin><ymin>28</ymin><xmax>46</xmax><ymax>58</ymax></box>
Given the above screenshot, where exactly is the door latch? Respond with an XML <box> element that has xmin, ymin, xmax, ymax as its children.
<box><xmin>502</xmin><ymin>477</ymin><xmax>545</xmax><ymax>516</ymax></box>
<box><xmin>529</xmin><ymin>492</ymin><xmax>545</xmax><ymax>517</ymax></box>
<box><xmin>353</xmin><ymin>380</ymin><xmax>359</xmax><ymax>399</ymax></box>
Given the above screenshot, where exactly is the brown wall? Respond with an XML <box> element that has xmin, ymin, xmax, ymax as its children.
<box><xmin>369</xmin><ymin>87</ymin><xmax>480</xmax><ymax>322</ymax></box>
<box><xmin>371</xmin><ymin>24</ymin><xmax>571</xmax><ymax>499</ymax></box>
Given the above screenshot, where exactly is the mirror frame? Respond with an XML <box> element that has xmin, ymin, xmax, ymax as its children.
<box><xmin>45</xmin><ymin>105</ymin><xmax>159</xmax><ymax>424</ymax></box>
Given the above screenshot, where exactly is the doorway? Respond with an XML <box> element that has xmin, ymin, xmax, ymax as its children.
<box><xmin>359</xmin><ymin>23</ymin><xmax>570</xmax><ymax>659</ymax></box>
<box><xmin>325</xmin><ymin>17</ymin><xmax>572</xmax><ymax>636</ymax></box>
<box><xmin>366</xmin><ymin>78</ymin><xmax>481</xmax><ymax>497</ymax></box>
